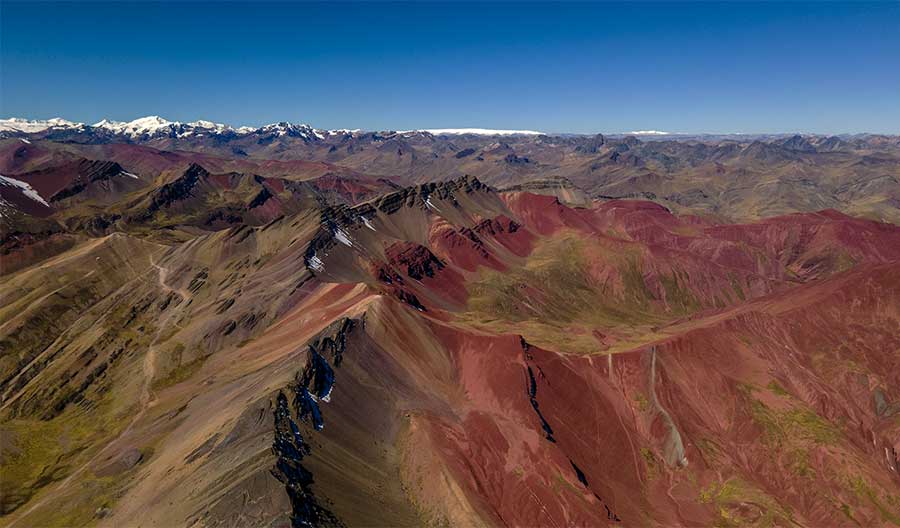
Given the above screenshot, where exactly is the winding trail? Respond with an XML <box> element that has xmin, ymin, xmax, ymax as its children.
<box><xmin>143</xmin><ymin>259</ymin><xmax>189</xmax><ymax>408</ymax></box>
<box><xmin>6</xmin><ymin>258</ymin><xmax>188</xmax><ymax>527</ymax></box>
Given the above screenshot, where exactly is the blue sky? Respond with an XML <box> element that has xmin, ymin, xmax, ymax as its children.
<box><xmin>2</xmin><ymin>1</ymin><xmax>898</xmax><ymax>134</ymax></box>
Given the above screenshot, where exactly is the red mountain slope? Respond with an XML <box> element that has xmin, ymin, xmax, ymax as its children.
<box><xmin>1</xmin><ymin>177</ymin><xmax>898</xmax><ymax>527</ymax></box>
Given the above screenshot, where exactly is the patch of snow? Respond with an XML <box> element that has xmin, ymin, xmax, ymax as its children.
<box><xmin>19</xmin><ymin>138</ymin><xmax>31</xmax><ymax>144</ymax></box>
<box><xmin>361</xmin><ymin>216</ymin><xmax>376</xmax><ymax>231</ymax></box>
<box><xmin>0</xmin><ymin>174</ymin><xmax>50</xmax><ymax>206</ymax></box>
<box><xmin>424</xmin><ymin>196</ymin><xmax>441</xmax><ymax>212</ymax></box>
<box><xmin>628</xmin><ymin>130</ymin><xmax>670</xmax><ymax>135</ymax></box>
<box><xmin>334</xmin><ymin>227</ymin><xmax>353</xmax><ymax>247</ymax></box>
<box><xmin>120</xmin><ymin>170</ymin><xmax>139</xmax><ymax>179</ymax></box>
<box><xmin>411</xmin><ymin>128</ymin><xmax>543</xmax><ymax>136</ymax></box>
<box><xmin>308</xmin><ymin>252</ymin><xmax>325</xmax><ymax>272</ymax></box>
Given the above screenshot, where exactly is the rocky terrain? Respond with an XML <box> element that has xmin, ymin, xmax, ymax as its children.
<box><xmin>3</xmin><ymin>116</ymin><xmax>899</xmax><ymax>225</ymax></box>
<box><xmin>1</xmin><ymin>120</ymin><xmax>899</xmax><ymax>527</ymax></box>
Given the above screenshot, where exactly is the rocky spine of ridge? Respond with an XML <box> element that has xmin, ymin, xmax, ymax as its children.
<box><xmin>48</xmin><ymin>160</ymin><xmax>133</xmax><ymax>202</ymax></box>
<box><xmin>303</xmin><ymin>175</ymin><xmax>491</xmax><ymax>272</ymax></box>
<box><xmin>144</xmin><ymin>162</ymin><xmax>208</xmax><ymax>215</ymax></box>
<box><xmin>271</xmin><ymin>318</ymin><xmax>357</xmax><ymax>528</ymax></box>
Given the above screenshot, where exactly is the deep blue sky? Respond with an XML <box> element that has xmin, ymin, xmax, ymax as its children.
<box><xmin>2</xmin><ymin>1</ymin><xmax>898</xmax><ymax>134</ymax></box>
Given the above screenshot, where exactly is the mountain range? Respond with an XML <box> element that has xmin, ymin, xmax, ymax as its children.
<box><xmin>0</xmin><ymin>116</ymin><xmax>899</xmax><ymax>527</ymax></box>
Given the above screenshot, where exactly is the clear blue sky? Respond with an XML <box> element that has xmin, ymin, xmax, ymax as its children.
<box><xmin>2</xmin><ymin>1</ymin><xmax>898</xmax><ymax>134</ymax></box>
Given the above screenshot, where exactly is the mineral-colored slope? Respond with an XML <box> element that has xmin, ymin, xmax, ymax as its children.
<box><xmin>1</xmin><ymin>174</ymin><xmax>899</xmax><ymax>527</ymax></box>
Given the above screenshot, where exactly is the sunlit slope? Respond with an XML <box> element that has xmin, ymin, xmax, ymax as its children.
<box><xmin>1</xmin><ymin>176</ymin><xmax>898</xmax><ymax>527</ymax></box>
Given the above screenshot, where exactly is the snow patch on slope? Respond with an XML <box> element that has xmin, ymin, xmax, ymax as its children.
<box><xmin>333</xmin><ymin>228</ymin><xmax>353</xmax><ymax>247</ymax></box>
<box><xmin>0</xmin><ymin>175</ymin><xmax>50</xmax><ymax>206</ymax></box>
<box><xmin>424</xmin><ymin>196</ymin><xmax>441</xmax><ymax>212</ymax></box>
<box><xmin>308</xmin><ymin>252</ymin><xmax>325</xmax><ymax>272</ymax></box>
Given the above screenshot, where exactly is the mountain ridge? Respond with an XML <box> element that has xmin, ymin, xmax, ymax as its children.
<box><xmin>1</xmin><ymin>115</ymin><xmax>899</xmax><ymax>528</ymax></box>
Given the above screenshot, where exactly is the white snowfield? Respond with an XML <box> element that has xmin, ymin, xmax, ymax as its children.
<box><xmin>628</xmin><ymin>130</ymin><xmax>670</xmax><ymax>135</ymax></box>
<box><xmin>0</xmin><ymin>174</ymin><xmax>50</xmax><ymax>206</ymax></box>
<box><xmin>416</xmin><ymin>128</ymin><xmax>544</xmax><ymax>136</ymax></box>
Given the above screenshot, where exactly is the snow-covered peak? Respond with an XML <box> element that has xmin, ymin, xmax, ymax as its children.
<box><xmin>257</xmin><ymin>121</ymin><xmax>321</xmax><ymax>139</ymax></box>
<box><xmin>326</xmin><ymin>128</ymin><xmax>361</xmax><ymax>136</ymax></box>
<box><xmin>129</xmin><ymin>115</ymin><xmax>173</xmax><ymax>128</ymax></box>
<box><xmin>408</xmin><ymin>128</ymin><xmax>544</xmax><ymax>136</ymax></box>
<box><xmin>0</xmin><ymin>117</ymin><xmax>81</xmax><ymax>133</ymax></box>
<box><xmin>189</xmin><ymin>120</ymin><xmax>230</xmax><ymax>133</ymax></box>
<box><xmin>93</xmin><ymin>115</ymin><xmax>180</xmax><ymax>136</ymax></box>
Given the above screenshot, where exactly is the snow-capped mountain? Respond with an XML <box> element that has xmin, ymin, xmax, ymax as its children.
<box><xmin>92</xmin><ymin>116</ymin><xmax>253</xmax><ymax>138</ymax></box>
<box><xmin>255</xmin><ymin>121</ymin><xmax>322</xmax><ymax>139</ymax></box>
<box><xmin>0</xmin><ymin>117</ymin><xmax>84</xmax><ymax>133</ymax></box>
<box><xmin>0</xmin><ymin>115</ymin><xmax>331</xmax><ymax>140</ymax></box>
<box><xmin>1</xmin><ymin>116</ymin><xmax>552</xmax><ymax>141</ymax></box>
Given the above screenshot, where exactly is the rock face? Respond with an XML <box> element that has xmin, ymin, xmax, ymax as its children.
<box><xmin>2</xmin><ymin>136</ymin><xmax>900</xmax><ymax>527</ymax></box>
<box><xmin>385</xmin><ymin>242</ymin><xmax>445</xmax><ymax>281</ymax></box>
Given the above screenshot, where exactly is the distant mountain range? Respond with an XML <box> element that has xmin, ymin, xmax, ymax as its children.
<box><xmin>0</xmin><ymin>116</ymin><xmax>346</xmax><ymax>141</ymax></box>
<box><xmin>3</xmin><ymin>115</ymin><xmax>897</xmax><ymax>227</ymax></box>
<box><xmin>2</xmin><ymin>112</ymin><xmax>900</xmax><ymax>528</ymax></box>
<box><xmin>2</xmin><ymin>115</ymin><xmax>894</xmax><ymax>141</ymax></box>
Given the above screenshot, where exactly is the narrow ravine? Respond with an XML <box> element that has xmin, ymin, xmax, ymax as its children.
<box><xmin>520</xmin><ymin>337</ymin><xmax>622</xmax><ymax>523</ymax></box>
<box><xmin>648</xmin><ymin>346</ymin><xmax>687</xmax><ymax>468</ymax></box>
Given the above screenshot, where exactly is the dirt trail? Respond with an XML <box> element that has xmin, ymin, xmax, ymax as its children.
<box><xmin>6</xmin><ymin>258</ymin><xmax>188</xmax><ymax>527</ymax></box>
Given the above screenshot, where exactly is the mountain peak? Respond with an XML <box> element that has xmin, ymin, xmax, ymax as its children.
<box><xmin>0</xmin><ymin>117</ymin><xmax>81</xmax><ymax>133</ymax></box>
<box><xmin>93</xmin><ymin>116</ymin><xmax>178</xmax><ymax>136</ymax></box>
